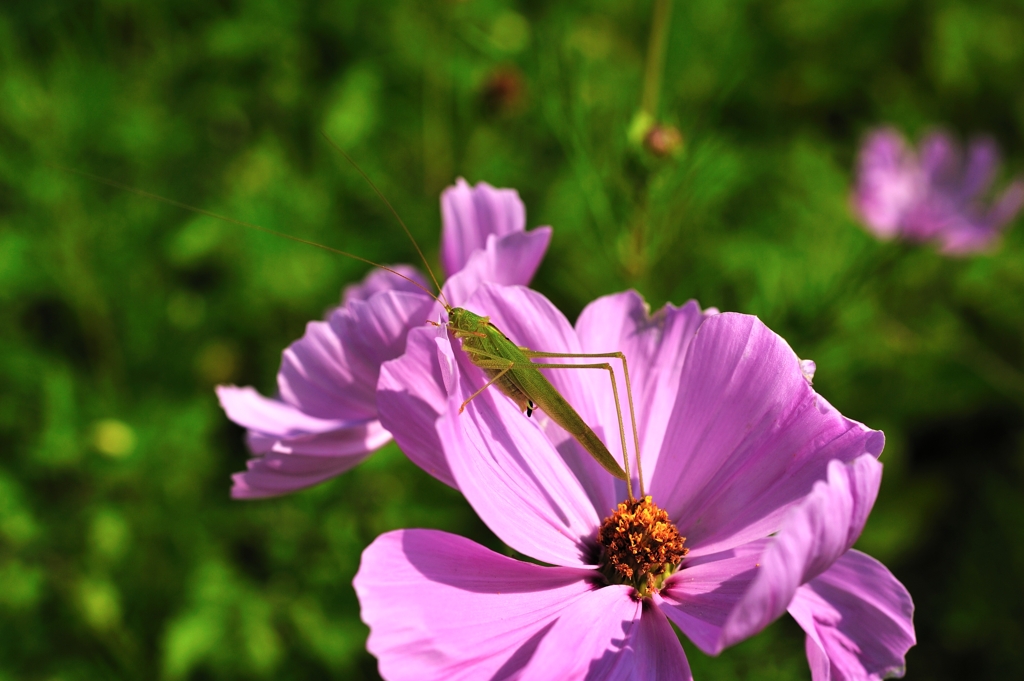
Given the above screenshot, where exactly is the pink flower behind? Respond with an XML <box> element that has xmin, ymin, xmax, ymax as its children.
<box><xmin>217</xmin><ymin>180</ymin><xmax>551</xmax><ymax>498</ymax></box>
<box><xmin>357</xmin><ymin>285</ymin><xmax>915</xmax><ymax>680</ymax></box>
<box><xmin>853</xmin><ymin>127</ymin><xmax>1024</xmax><ymax>254</ymax></box>
<box><xmin>440</xmin><ymin>178</ymin><xmax>526</xmax><ymax>276</ymax></box>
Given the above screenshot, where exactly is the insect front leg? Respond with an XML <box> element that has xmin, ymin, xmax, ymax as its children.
<box><xmin>455</xmin><ymin>349</ymin><xmax>517</xmax><ymax>414</ymax></box>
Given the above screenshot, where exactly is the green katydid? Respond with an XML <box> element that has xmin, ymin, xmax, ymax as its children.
<box><xmin>446</xmin><ymin>306</ymin><xmax>640</xmax><ymax>490</ymax></box>
<box><xmin>57</xmin><ymin>143</ymin><xmax>647</xmax><ymax>499</ymax></box>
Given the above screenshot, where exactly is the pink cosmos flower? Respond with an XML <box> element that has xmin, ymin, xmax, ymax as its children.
<box><xmin>853</xmin><ymin>127</ymin><xmax>1024</xmax><ymax>254</ymax></box>
<box><xmin>216</xmin><ymin>179</ymin><xmax>552</xmax><ymax>498</ymax></box>
<box><xmin>356</xmin><ymin>284</ymin><xmax>915</xmax><ymax>680</ymax></box>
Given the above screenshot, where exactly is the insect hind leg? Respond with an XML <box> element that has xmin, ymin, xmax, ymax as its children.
<box><xmin>522</xmin><ymin>360</ymin><xmax>635</xmax><ymax>501</ymax></box>
<box><xmin>523</xmin><ymin>350</ymin><xmax>644</xmax><ymax>497</ymax></box>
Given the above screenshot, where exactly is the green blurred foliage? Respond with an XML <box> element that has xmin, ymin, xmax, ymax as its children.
<box><xmin>1</xmin><ymin>0</ymin><xmax>1023</xmax><ymax>679</ymax></box>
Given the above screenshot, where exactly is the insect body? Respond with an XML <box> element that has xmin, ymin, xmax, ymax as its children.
<box><xmin>447</xmin><ymin>307</ymin><xmax>639</xmax><ymax>492</ymax></box>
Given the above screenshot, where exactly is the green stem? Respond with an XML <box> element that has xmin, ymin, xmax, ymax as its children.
<box><xmin>641</xmin><ymin>0</ymin><xmax>674</xmax><ymax>117</ymax></box>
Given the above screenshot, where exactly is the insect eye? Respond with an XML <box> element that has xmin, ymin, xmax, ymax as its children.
<box><xmin>526</xmin><ymin>400</ymin><xmax>536</xmax><ymax>418</ymax></box>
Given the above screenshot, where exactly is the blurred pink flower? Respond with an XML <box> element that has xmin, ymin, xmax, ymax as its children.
<box><xmin>356</xmin><ymin>285</ymin><xmax>915</xmax><ymax>680</ymax></box>
<box><xmin>216</xmin><ymin>179</ymin><xmax>551</xmax><ymax>498</ymax></box>
<box><xmin>853</xmin><ymin>127</ymin><xmax>1024</xmax><ymax>254</ymax></box>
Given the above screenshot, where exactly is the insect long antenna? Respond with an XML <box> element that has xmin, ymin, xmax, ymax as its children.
<box><xmin>51</xmin><ymin>164</ymin><xmax>444</xmax><ymax>305</ymax></box>
<box><xmin>319</xmin><ymin>131</ymin><xmax>451</xmax><ymax>311</ymax></box>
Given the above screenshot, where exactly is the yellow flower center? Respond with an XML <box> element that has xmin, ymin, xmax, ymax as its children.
<box><xmin>596</xmin><ymin>496</ymin><xmax>688</xmax><ymax>599</ymax></box>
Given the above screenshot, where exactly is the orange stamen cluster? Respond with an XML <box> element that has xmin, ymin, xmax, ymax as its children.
<box><xmin>597</xmin><ymin>496</ymin><xmax>688</xmax><ymax>599</ymax></box>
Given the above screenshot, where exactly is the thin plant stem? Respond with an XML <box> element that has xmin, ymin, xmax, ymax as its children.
<box><xmin>641</xmin><ymin>0</ymin><xmax>674</xmax><ymax>117</ymax></box>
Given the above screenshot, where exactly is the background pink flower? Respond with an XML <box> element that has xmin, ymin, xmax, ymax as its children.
<box><xmin>853</xmin><ymin>127</ymin><xmax>1024</xmax><ymax>254</ymax></box>
<box><xmin>358</xmin><ymin>284</ymin><xmax>914</xmax><ymax>679</ymax></box>
<box><xmin>216</xmin><ymin>180</ymin><xmax>551</xmax><ymax>498</ymax></box>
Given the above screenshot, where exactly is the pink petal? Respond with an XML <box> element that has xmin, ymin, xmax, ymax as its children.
<box><xmin>960</xmin><ymin>137</ymin><xmax>999</xmax><ymax>201</ymax></box>
<box><xmin>936</xmin><ymin>222</ymin><xmax>998</xmax><ymax>255</ymax></box>
<box><xmin>441</xmin><ymin>228</ymin><xmax>552</xmax><ymax>307</ymax></box>
<box><xmin>230</xmin><ymin>450</ymin><xmax>369</xmax><ymax>499</ymax></box>
<box><xmin>627</xmin><ymin>603</ymin><xmax>694</xmax><ymax>681</ymax></box>
<box><xmin>217</xmin><ymin>385</ymin><xmax>360</xmax><ymax>440</ymax></box>
<box><xmin>852</xmin><ymin>128</ymin><xmax>922</xmax><ymax>237</ymax></box>
<box><xmin>218</xmin><ymin>386</ymin><xmax>392</xmax><ymax>498</ymax></box>
<box><xmin>436</xmin><ymin>318</ymin><xmax>606</xmax><ymax>567</ymax></box>
<box><xmin>243</xmin><ymin>421</ymin><xmax>392</xmax><ymax>456</ymax></box>
<box><xmin>520</xmin><ymin>585</ymin><xmax>692</xmax><ymax>681</ymax></box>
<box><xmin>353</xmin><ymin>529</ymin><xmax>595</xmax><ymax>681</ymax></box>
<box><xmin>278</xmin><ymin>290</ymin><xmax>434</xmax><ymax>420</ymax></box>
<box><xmin>986</xmin><ymin>179</ymin><xmax>1024</xmax><ymax>229</ymax></box>
<box><xmin>377</xmin><ymin>325</ymin><xmax>457</xmax><ymax>488</ymax></box>
<box><xmin>789</xmin><ymin>550</ymin><xmax>915</xmax><ymax>681</ymax></box>
<box><xmin>219</xmin><ymin>287</ymin><xmax>432</xmax><ymax>498</ymax></box>
<box><xmin>658</xmin><ymin>539</ymin><xmax>768</xmax><ymax>655</ymax></box>
<box><xmin>919</xmin><ymin>130</ymin><xmax>961</xmax><ymax>188</ymax></box>
<box><xmin>936</xmin><ymin>179</ymin><xmax>1024</xmax><ymax>254</ymax></box>
<box><xmin>440</xmin><ymin>178</ymin><xmax>526</xmax><ymax>277</ymax></box>
<box><xmin>650</xmin><ymin>313</ymin><xmax>884</xmax><ymax>556</ymax></box>
<box><xmin>718</xmin><ymin>455</ymin><xmax>883</xmax><ymax>649</ymax></box>
<box><xmin>575</xmin><ymin>291</ymin><xmax>712</xmax><ymax>495</ymax></box>
<box><xmin>434</xmin><ymin>323</ymin><xmax>457</xmax><ymax>396</ymax></box>
<box><xmin>342</xmin><ymin>264</ymin><xmax>431</xmax><ymax>304</ymax></box>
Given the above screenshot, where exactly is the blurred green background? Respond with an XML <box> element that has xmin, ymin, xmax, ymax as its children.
<box><xmin>2</xmin><ymin>0</ymin><xmax>1024</xmax><ymax>679</ymax></box>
